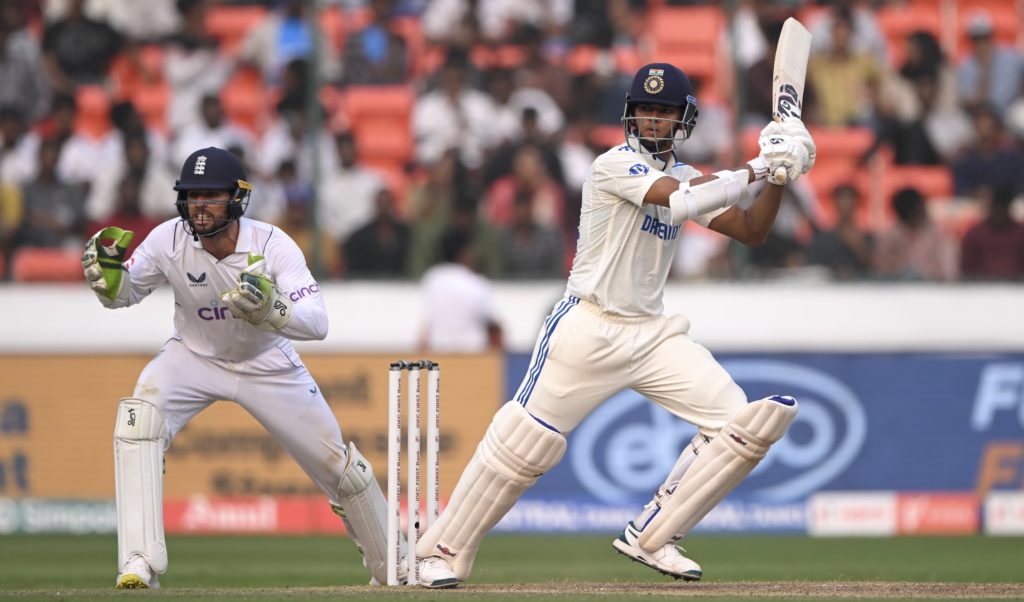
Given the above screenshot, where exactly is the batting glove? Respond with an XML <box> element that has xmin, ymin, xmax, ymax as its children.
<box><xmin>221</xmin><ymin>254</ymin><xmax>293</xmax><ymax>331</ymax></box>
<box><xmin>82</xmin><ymin>226</ymin><xmax>134</xmax><ymax>300</ymax></box>
<box><xmin>776</xmin><ymin>117</ymin><xmax>815</xmax><ymax>174</ymax></box>
<box><xmin>757</xmin><ymin>132</ymin><xmax>809</xmax><ymax>185</ymax></box>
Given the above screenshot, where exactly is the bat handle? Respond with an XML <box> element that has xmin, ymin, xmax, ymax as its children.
<box><xmin>774</xmin><ymin>166</ymin><xmax>788</xmax><ymax>184</ymax></box>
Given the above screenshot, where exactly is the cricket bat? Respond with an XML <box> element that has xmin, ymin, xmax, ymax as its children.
<box><xmin>771</xmin><ymin>17</ymin><xmax>812</xmax><ymax>184</ymax></box>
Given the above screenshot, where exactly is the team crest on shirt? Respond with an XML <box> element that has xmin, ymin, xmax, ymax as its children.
<box><xmin>628</xmin><ymin>163</ymin><xmax>649</xmax><ymax>175</ymax></box>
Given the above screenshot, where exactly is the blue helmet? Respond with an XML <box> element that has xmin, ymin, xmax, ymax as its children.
<box><xmin>622</xmin><ymin>63</ymin><xmax>699</xmax><ymax>153</ymax></box>
<box><xmin>173</xmin><ymin>147</ymin><xmax>253</xmax><ymax>238</ymax></box>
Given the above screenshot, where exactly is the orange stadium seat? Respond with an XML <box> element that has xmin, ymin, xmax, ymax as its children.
<box><xmin>877</xmin><ymin>5</ymin><xmax>942</xmax><ymax>67</ymax></box>
<box><xmin>131</xmin><ymin>83</ymin><xmax>170</xmax><ymax>133</ymax></box>
<box><xmin>341</xmin><ymin>86</ymin><xmax>415</xmax><ymax>166</ymax></box>
<box><xmin>589</xmin><ymin>125</ymin><xmax>624</xmax><ymax>149</ymax></box>
<box><xmin>74</xmin><ymin>85</ymin><xmax>112</xmax><ymax>139</ymax></box>
<box><xmin>220</xmin><ymin>67</ymin><xmax>268</xmax><ymax>134</ymax></box>
<box><xmin>648</xmin><ymin>6</ymin><xmax>724</xmax><ymax>95</ymax></box>
<box><xmin>11</xmin><ymin>248</ymin><xmax>85</xmax><ymax>282</ymax></box>
<box><xmin>883</xmin><ymin>165</ymin><xmax>954</xmax><ymax>202</ymax></box>
<box><xmin>205</xmin><ymin>5</ymin><xmax>268</xmax><ymax>54</ymax></box>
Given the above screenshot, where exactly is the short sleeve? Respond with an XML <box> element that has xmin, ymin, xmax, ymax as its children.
<box><xmin>591</xmin><ymin>149</ymin><xmax>666</xmax><ymax>207</ymax></box>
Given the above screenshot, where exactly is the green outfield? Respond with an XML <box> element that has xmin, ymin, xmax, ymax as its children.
<box><xmin>2</xmin><ymin>534</ymin><xmax>1023</xmax><ymax>600</ymax></box>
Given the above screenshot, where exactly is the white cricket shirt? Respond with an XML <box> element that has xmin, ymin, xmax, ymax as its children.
<box><xmin>565</xmin><ymin>143</ymin><xmax>725</xmax><ymax>317</ymax></box>
<box><xmin>420</xmin><ymin>263</ymin><xmax>498</xmax><ymax>353</ymax></box>
<box><xmin>101</xmin><ymin>217</ymin><xmax>328</xmax><ymax>364</ymax></box>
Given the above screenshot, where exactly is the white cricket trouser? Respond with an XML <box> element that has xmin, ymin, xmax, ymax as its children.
<box><xmin>133</xmin><ymin>338</ymin><xmax>348</xmax><ymax>500</ymax></box>
<box><xmin>512</xmin><ymin>297</ymin><xmax>746</xmax><ymax>434</ymax></box>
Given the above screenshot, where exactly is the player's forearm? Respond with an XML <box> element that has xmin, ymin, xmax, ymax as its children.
<box><xmin>741</xmin><ymin>184</ymin><xmax>784</xmax><ymax>245</ymax></box>
<box><xmin>274</xmin><ymin>297</ymin><xmax>329</xmax><ymax>341</ymax></box>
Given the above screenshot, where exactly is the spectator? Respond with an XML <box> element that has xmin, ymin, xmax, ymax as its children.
<box><xmin>226</xmin><ymin>143</ymin><xmax>286</xmax><ymax>225</ymax></box>
<box><xmin>44</xmin><ymin>93</ymin><xmax>111</xmax><ymax>186</ymax></box>
<box><xmin>238</xmin><ymin>0</ymin><xmax>338</xmax><ymax>85</ymax></box>
<box><xmin>411</xmin><ymin>51</ymin><xmax>497</xmax><ymax>169</ymax></box>
<box><xmin>342</xmin><ymin>188</ymin><xmax>410</xmax><ymax>278</ymax></box>
<box><xmin>951</xmin><ymin>106</ymin><xmax>1024</xmax><ymax>197</ymax></box>
<box><xmin>11</xmin><ymin>138</ymin><xmax>86</xmax><ymax>251</ymax></box>
<box><xmin>171</xmin><ymin>94</ymin><xmax>252</xmax><ymax>169</ymax></box>
<box><xmin>675</xmin><ymin>76</ymin><xmax>731</xmax><ymax>166</ymax></box>
<box><xmin>276</xmin><ymin>160</ymin><xmax>341</xmax><ymax>277</ymax></box>
<box><xmin>744</xmin><ymin>20</ymin><xmax>817</xmax><ymax>127</ymax></box>
<box><xmin>956</xmin><ymin>10</ymin><xmax>1024</xmax><ymax>117</ymax></box>
<box><xmin>419</xmin><ymin>227</ymin><xmax>503</xmax><ymax>353</ymax></box>
<box><xmin>807</xmin><ymin>7</ymin><xmax>884</xmax><ymax>127</ymax></box>
<box><xmin>0</xmin><ymin>106</ymin><xmax>40</xmax><ymax>185</ymax></box>
<box><xmin>41</xmin><ymin>0</ymin><xmax>123</xmax><ymax>93</ymax></box>
<box><xmin>0</xmin><ymin>1</ymin><xmax>52</xmax><ymax>121</ymax></box>
<box><xmin>872</xmin><ymin>187</ymin><xmax>958</xmax><ymax>281</ymax></box>
<box><xmin>807</xmin><ymin>0</ymin><xmax>888</xmax><ymax>65</ymax></box>
<box><xmin>873</xmin><ymin>70</ymin><xmax>971</xmax><ymax>165</ymax></box>
<box><xmin>164</xmin><ymin>0</ymin><xmax>233</xmax><ymax>132</ymax></box>
<box><xmin>806</xmin><ymin>184</ymin><xmax>874</xmax><ymax>280</ymax></box>
<box><xmin>318</xmin><ymin>131</ymin><xmax>384</xmax><ymax>244</ymax></box>
<box><xmin>257</xmin><ymin>105</ymin><xmax>337</xmax><ymax>180</ymax></box>
<box><xmin>340</xmin><ymin>0</ymin><xmax>408</xmax><ymax>86</ymax></box>
<box><xmin>85</xmin><ymin>133</ymin><xmax>176</xmax><ymax>222</ymax></box>
<box><xmin>422</xmin><ymin>0</ymin><xmax>571</xmax><ymax>46</ymax></box>
<box><xmin>960</xmin><ymin>185</ymin><xmax>1024</xmax><ymax>281</ymax></box>
<box><xmin>484</xmin><ymin>144</ymin><xmax>566</xmax><ymax>229</ymax></box>
<box><xmin>498</xmin><ymin>191</ymin><xmax>565</xmax><ymax>278</ymax></box>
<box><xmin>87</xmin><ymin>0</ymin><xmax>180</xmax><ymax>42</ymax></box>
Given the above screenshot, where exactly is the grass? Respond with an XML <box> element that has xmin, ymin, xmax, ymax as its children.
<box><xmin>1</xmin><ymin>534</ymin><xmax>1022</xmax><ymax>600</ymax></box>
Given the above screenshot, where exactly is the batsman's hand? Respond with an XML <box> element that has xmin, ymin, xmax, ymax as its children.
<box><xmin>220</xmin><ymin>254</ymin><xmax>292</xmax><ymax>331</ymax></box>
<box><xmin>775</xmin><ymin>117</ymin><xmax>815</xmax><ymax>174</ymax></box>
<box><xmin>757</xmin><ymin>130</ymin><xmax>809</xmax><ymax>185</ymax></box>
<box><xmin>82</xmin><ymin>226</ymin><xmax>134</xmax><ymax>300</ymax></box>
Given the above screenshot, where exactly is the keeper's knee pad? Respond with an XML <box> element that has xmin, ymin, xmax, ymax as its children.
<box><xmin>114</xmin><ymin>398</ymin><xmax>168</xmax><ymax>574</ymax></box>
<box><xmin>416</xmin><ymin>401</ymin><xmax>567</xmax><ymax>580</ymax></box>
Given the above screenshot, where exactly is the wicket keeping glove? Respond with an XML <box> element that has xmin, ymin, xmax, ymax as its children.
<box><xmin>82</xmin><ymin>226</ymin><xmax>134</xmax><ymax>300</ymax></box>
<box><xmin>221</xmin><ymin>254</ymin><xmax>293</xmax><ymax>331</ymax></box>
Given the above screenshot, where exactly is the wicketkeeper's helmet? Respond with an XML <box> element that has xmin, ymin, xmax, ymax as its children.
<box><xmin>173</xmin><ymin>146</ymin><xmax>253</xmax><ymax>238</ymax></box>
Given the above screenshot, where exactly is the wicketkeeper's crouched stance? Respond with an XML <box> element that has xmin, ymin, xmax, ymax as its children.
<box><xmin>415</xmin><ymin>62</ymin><xmax>813</xmax><ymax>589</ymax></box>
<box><xmin>83</xmin><ymin>147</ymin><xmax>404</xmax><ymax>589</ymax></box>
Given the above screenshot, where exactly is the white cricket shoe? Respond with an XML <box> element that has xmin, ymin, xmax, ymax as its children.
<box><xmin>612</xmin><ymin>521</ymin><xmax>702</xmax><ymax>581</ymax></box>
<box><xmin>417</xmin><ymin>556</ymin><xmax>459</xmax><ymax>589</ymax></box>
<box><xmin>115</xmin><ymin>555</ymin><xmax>161</xmax><ymax>589</ymax></box>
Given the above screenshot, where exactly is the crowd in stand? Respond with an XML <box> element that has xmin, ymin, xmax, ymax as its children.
<box><xmin>1</xmin><ymin>0</ymin><xmax>1023</xmax><ymax>283</ymax></box>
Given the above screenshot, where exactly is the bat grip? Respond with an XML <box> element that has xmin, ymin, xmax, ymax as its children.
<box><xmin>774</xmin><ymin>166</ymin><xmax>788</xmax><ymax>184</ymax></box>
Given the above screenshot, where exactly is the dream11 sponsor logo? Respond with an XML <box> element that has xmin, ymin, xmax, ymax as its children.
<box><xmin>289</xmin><ymin>282</ymin><xmax>320</xmax><ymax>303</ymax></box>
<box><xmin>569</xmin><ymin>360</ymin><xmax>867</xmax><ymax>504</ymax></box>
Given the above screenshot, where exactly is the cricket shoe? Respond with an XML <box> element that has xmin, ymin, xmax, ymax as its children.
<box><xmin>417</xmin><ymin>556</ymin><xmax>459</xmax><ymax>589</ymax></box>
<box><xmin>612</xmin><ymin>521</ymin><xmax>702</xmax><ymax>581</ymax></box>
<box><xmin>116</xmin><ymin>555</ymin><xmax>161</xmax><ymax>589</ymax></box>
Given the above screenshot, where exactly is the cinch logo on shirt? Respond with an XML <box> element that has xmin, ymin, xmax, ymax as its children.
<box><xmin>289</xmin><ymin>282</ymin><xmax>320</xmax><ymax>303</ymax></box>
<box><xmin>640</xmin><ymin>214</ymin><xmax>680</xmax><ymax>241</ymax></box>
<box><xmin>198</xmin><ymin>301</ymin><xmax>231</xmax><ymax>320</ymax></box>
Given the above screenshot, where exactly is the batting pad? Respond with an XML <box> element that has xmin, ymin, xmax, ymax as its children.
<box><xmin>332</xmin><ymin>442</ymin><xmax>396</xmax><ymax>585</ymax></box>
<box><xmin>416</xmin><ymin>401</ymin><xmax>566</xmax><ymax>580</ymax></box>
<box><xmin>114</xmin><ymin>398</ymin><xmax>168</xmax><ymax>574</ymax></box>
<box><xmin>637</xmin><ymin>396</ymin><xmax>798</xmax><ymax>551</ymax></box>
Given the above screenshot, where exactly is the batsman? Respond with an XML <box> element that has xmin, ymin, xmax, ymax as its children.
<box><xmin>83</xmin><ymin>147</ymin><xmax>403</xmax><ymax>588</ymax></box>
<box><xmin>416</xmin><ymin>61</ymin><xmax>816</xmax><ymax>588</ymax></box>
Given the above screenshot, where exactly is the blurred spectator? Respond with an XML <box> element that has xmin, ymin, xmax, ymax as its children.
<box><xmin>806</xmin><ymin>184</ymin><xmax>874</xmax><ymax>281</ymax></box>
<box><xmin>806</xmin><ymin>7</ymin><xmax>884</xmax><ymax>127</ymax></box>
<box><xmin>238</xmin><ymin>0</ymin><xmax>338</xmax><ymax>85</ymax></box>
<box><xmin>566</xmin><ymin>0</ymin><xmax>633</xmax><ymax>48</ymax></box>
<box><xmin>342</xmin><ymin>188</ymin><xmax>410</xmax><ymax>278</ymax></box>
<box><xmin>419</xmin><ymin>227</ymin><xmax>503</xmax><ymax>353</ymax></box>
<box><xmin>85</xmin><ymin>133</ymin><xmax>176</xmax><ymax>222</ymax></box>
<box><xmin>11</xmin><ymin>138</ymin><xmax>86</xmax><ymax>251</ymax></box>
<box><xmin>956</xmin><ymin>10</ymin><xmax>1024</xmax><ymax>117</ymax></box>
<box><xmin>487</xmin><ymin>68</ymin><xmax>564</xmax><ymax>144</ymax></box>
<box><xmin>83</xmin><ymin>172</ymin><xmax>160</xmax><ymax>256</ymax></box>
<box><xmin>276</xmin><ymin>159</ymin><xmax>341</xmax><ymax>277</ymax></box>
<box><xmin>257</xmin><ymin>105</ymin><xmax>336</xmax><ymax>180</ymax></box>
<box><xmin>960</xmin><ymin>185</ymin><xmax>1024</xmax><ymax>281</ymax></box>
<box><xmin>412</xmin><ymin>51</ymin><xmax>497</xmax><ymax>168</ymax></box>
<box><xmin>171</xmin><ymin>94</ymin><xmax>252</xmax><ymax>169</ymax></box>
<box><xmin>105</xmin><ymin>101</ymin><xmax>169</xmax><ymax>175</ymax></box>
<box><xmin>735</xmin><ymin>180</ymin><xmax>817</xmax><ymax>274</ymax></box>
<box><xmin>409</xmin><ymin>188</ymin><xmax>501</xmax><ymax>278</ymax></box>
<box><xmin>517</xmin><ymin>24</ymin><xmax>572</xmax><ymax>114</ymax></box>
<box><xmin>571</xmin><ymin>51</ymin><xmax>630</xmax><ymax>125</ymax></box>
<box><xmin>0</xmin><ymin>106</ymin><xmax>40</xmax><ymax>185</ymax></box>
<box><xmin>873</xmin><ymin>70</ymin><xmax>971</xmax><ymax>165</ymax></box>
<box><xmin>340</xmin><ymin>0</ymin><xmax>408</xmax><ymax>86</ymax></box>
<box><xmin>274</xmin><ymin>57</ymin><xmax>311</xmax><ymax>114</ymax></box>
<box><xmin>165</xmin><ymin>0</ymin><xmax>234</xmax><ymax>132</ymax></box>
<box><xmin>0</xmin><ymin>1</ymin><xmax>52</xmax><ymax>121</ymax></box>
<box><xmin>484</xmin><ymin>144</ymin><xmax>566</xmax><ymax>229</ymax></box>
<box><xmin>807</xmin><ymin>0</ymin><xmax>888</xmax><ymax>65</ymax></box>
<box><xmin>42</xmin><ymin>0</ymin><xmax>123</xmax><ymax>93</ymax></box>
<box><xmin>422</xmin><ymin>0</ymin><xmax>571</xmax><ymax>46</ymax></box>
<box><xmin>87</xmin><ymin>0</ymin><xmax>180</xmax><ymax>42</ymax></box>
<box><xmin>951</xmin><ymin>106</ymin><xmax>1024</xmax><ymax>197</ymax></box>
<box><xmin>45</xmin><ymin>94</ymin><xmax>110</xmax><ymax>186</ymax></box>
<box><xmin>318</xmin><ymin>131</ymin><xmax>384</xmax><ymax>244</ymax></box>
<box><xmin>872</xmin><ymin>187</ymin><xmax>958</xmax><ymax>281</ymax></box>
<box><xmin>484</xmin><ymin>106</ymin><xmax>565</xmax><ymax>193</ymax></box>
<box><xmin>498</xmin><ymin>191</ymin><xmax>565</xmax><ymax>278</ymax></box>
<box><xmin>0</xmin><ymin>180</ymin><xmax>20</xmax><ymax>271</ymax></box>
<box><xmin>676</xmin><ymin>77</ymin><xmax>731</xmax><ymax>166</ymax></box>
